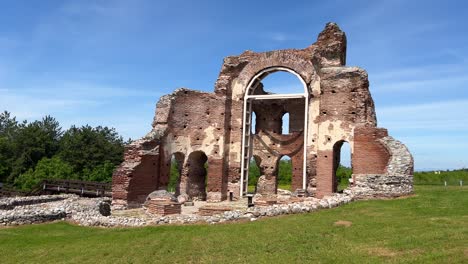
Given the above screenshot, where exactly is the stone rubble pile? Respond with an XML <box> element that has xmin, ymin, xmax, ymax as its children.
<box><xmin>0</xmin><ymin>194</ymin><xmax>144</xmax><ymax>227</ymax></box>
<box><xmin>0</xmin><ymin>191</ymin><xmax>358</xmax><ymax>227</ymax></box>
<box><xmin>0</xmin><ymin>194</ymin><xmax>70</xmax><ymax>210</ymax></box>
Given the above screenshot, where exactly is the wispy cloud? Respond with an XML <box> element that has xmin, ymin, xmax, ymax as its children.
<box><xmin>0</xmin><ymin>80</ymin><xmax>161</xmax><ymax>120</ymax></box>
<box><xmin>378</xmin><ymin>99</ymin><xmax>468</xmax><ymax>131</ymax></box>
<box><xmin>0</xmin><ymin>89</ymin><xmax>99</xmax><ymax>119</ymax></box>
<box><xmin>263</xmin><ymin>32</ymin><xmax>304</xmax><ymax>43</ymax></box>
<box><xmin>371</xmin><ymin>61</ymin><xmax>468</xmax><ymax>82</ymax></box>
<box><xmin>269</xmin><ymin>32</ymin><xmax>289</xmax><ymax>42</ymax></box>
<box><xmin>373</xmin><ymin>98</ymin><xmax>468</xmax><ymax>170</ymax></box>
<box><xmin>18</xmin><ymin>81</ymin><xmax>162</xmax><ymax>98</ymax></box>
<box><xmin>398</xmin><ymin>134</ymin><xmax>468</xmax><ymax>170</ymax></box>
<box><xmin>374</xmin><ymin>76</ymin><xmax>468</xmax><ymax>92</ymax></box>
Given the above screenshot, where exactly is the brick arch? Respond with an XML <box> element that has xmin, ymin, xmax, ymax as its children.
<box><xmin>244</xmin><ymin>66</ymin><xmax>309</xmax><ymax>97</ymax></box>
<box><xmin>236</xmin><ymin>51</ymin><xmax>317</xmax><ymax>95</ymax></box>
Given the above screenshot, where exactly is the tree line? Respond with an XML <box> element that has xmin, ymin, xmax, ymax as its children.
<box><xmin>0</xmin><ymin>111</ymin><xmax>127</xmax><ymax>191</ymax></box>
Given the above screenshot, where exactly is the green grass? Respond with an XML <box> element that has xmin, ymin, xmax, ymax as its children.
<box><xmin>1</xmin><ymin>186</ymin><xmax>467</xmax><ymax>263</ymax></box>
<box><xmin>414</xmin><ymin>169</ymin><xmax>468</xmax><ymax>185</ymax></box>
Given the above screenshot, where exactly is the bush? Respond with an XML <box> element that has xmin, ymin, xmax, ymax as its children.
<box><xmin>14</xmin><ymin>157</ymin><xmax>75</xmax><ymax>191</ymax></box>
<box><xmin>82</xmin><ymin>161</ymin><xmax>116</xmax><ymax>183</ymax></box>
<box><xmin>248</xmin><ymin>160</ymin><xmax>261</xmax><ymax>186</ymax></box>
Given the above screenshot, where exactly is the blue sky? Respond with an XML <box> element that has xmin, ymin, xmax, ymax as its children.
<box><xmin>0</xmin><ymin>0</ymin><xmax>467</xmax><ymax>170</ymax></box>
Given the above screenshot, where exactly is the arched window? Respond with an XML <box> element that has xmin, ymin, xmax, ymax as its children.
<box><xmin>282</xmin><ymin>112</ymin><xmax>290</xmax><ymax>134</ymax></box>
<box><xmin>251</xmin><ymin>111</ymin><xmax>257</xmax><ymax>134</ymax></box>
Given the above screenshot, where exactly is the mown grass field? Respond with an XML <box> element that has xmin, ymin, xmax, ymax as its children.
<box><xmin>0</xmin><ymin>185</ymin><xmax>467</xmax><ymax>263</ymax></box>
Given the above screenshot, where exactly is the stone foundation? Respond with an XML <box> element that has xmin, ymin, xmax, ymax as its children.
<box><xmin>198</xmin><ymin>205</ymin><xmax>233</xmax><ymax>216</ymax></box>
<box><xmin>349</xmin><ymin>174</ymin><xmax>413</xmax><ymax>198</ymax></box>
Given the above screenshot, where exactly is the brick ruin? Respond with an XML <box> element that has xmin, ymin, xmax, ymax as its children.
<box><xmin>112</xmin><ymin>23</ymin><xmax>414</xmax><ymax>209</ymax></box>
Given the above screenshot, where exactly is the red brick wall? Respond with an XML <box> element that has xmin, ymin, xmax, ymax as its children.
<box><xmin>207</xmin><ymin>158</ymin><xmax>224</xmax><ymax>193</ymax></box>
<box><xmin>126</xmin><ymin>155</ymin><xmax>160</xmax><ymax>205</ymax></box>
<box><xmin>315</xmin><ymin>150</ymin><xmax>334</xmax><ymax>198</ymax></box>
<box><xmin>353</xmin><ymin>127</ymin><xmax>390</xmax><ymax>175</ymax></box>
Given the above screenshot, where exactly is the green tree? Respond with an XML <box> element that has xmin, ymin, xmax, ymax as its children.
<box><xmin>8</xmin><ymin>115</ymin><xmax>62</xmax><ymax>182</ymax></box>
<box><xmin>58</xmin><ymin>125</ymin><xmax>124</xmax><ymax>179</ymax></box>
<box><xmin>14</xmin><ymin>157</ymin><xmax>74</xmax><ymax>191</ymax></box>
<box><xmin>0</xmin><ymin>111</ymin><xmax>18</xmax><ymax>182</ymax></box>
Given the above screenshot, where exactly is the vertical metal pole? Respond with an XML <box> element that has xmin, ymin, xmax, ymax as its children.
<box><xmin>302</xmin><ymin>94</ymin><xmax>309</xmax><ymax>190</ymax></box>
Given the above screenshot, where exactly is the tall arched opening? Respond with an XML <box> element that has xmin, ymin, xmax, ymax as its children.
<box><xmin>167</xmin><ymin>152</ymin><xmax>184</xmax><ymax>195</ymax></box>
<box><xmin>278</xmin><ymin>155</ymin><xmax>292</xmax><ymax>191</ymax></box>
<box><xmin>187</xmin><ymin>151</ymin><xmax>208</xmax><ymax>200</ymax></box>
<box><xmin>240</xmin><ymin>67</ymin><xmax>309</xmax><ymax>196</ymax></box>
<box><xmin>333</xmin><ymin>141</ymin><xmax>353</xmax><ymax>192</ymax></box>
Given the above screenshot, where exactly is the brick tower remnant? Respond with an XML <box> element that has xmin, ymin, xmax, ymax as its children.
<box><xmin>112</xmin><ymin>23</ymin><xmax>414</xmax><ymax>209</ymax></box>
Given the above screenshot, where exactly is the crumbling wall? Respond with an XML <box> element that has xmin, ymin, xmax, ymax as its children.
<box><xmin>112</xmin><ymin>138</ymin><xmax>160</xmax><ymax>209</ymax></box>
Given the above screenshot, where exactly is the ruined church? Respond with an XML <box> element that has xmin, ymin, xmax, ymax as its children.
<box><xmin>112</xmin><ymin>23</ymin><xmax>414</xmax><ymax>209</ymax></box>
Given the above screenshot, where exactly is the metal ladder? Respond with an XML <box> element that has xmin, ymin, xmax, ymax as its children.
<box><xmin>241</xmin><ymin>98</ymin><xmax>253</xmax><ymax>195</ymax></box>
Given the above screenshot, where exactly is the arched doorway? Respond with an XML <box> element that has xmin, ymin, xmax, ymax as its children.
<box><xmin>333</xmin><ymin>141</ymin><xmax>353</xmax><ymax>192</ymax></box>
<box><xmin>278</xmin><ymin>155</ymin><xmax>292</xmax><ymax>191</ymax></box>
<box><xmin>168</xmin><ymin>152</ymin><xmax>184</xmax><ymax>195</ymax></box>
<box><xmin>240</xmin><ymin>67</ymin><xmax>309</xmax><ymax>196</ymax></box>
<box><xmin>187</xmin><ymin>151</ymin><xmax>208</xmax><ymax>200</ymax></box>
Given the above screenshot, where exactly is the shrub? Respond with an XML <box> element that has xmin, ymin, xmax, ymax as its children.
<box><xmin>14</xmin><ymin>157</ymin><xmax>74</xmax><ymax>191</ymax></box>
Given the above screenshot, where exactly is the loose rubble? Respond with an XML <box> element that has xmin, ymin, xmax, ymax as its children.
<box><xmin>1</xmin><ymin>190</ymin><xmax>362</xmax><ymax>228</ymax></box>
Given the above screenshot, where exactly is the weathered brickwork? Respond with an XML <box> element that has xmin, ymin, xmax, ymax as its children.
<box><xmin>112</xmin><ymin>22</ymin><xmax>414</xmax><ymax>208</ymax></box>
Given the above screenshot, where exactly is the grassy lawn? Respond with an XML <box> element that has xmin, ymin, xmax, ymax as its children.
<box><xmin>0</xmin><ymin>186</ymin><xmax>467</xmax><ymax>263</ymax></box>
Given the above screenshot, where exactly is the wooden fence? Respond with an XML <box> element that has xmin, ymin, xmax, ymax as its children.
<box><xmin>0</xmin><ymin>179</ymin><xmax>112</xmax><ymax>197</ymax></box>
